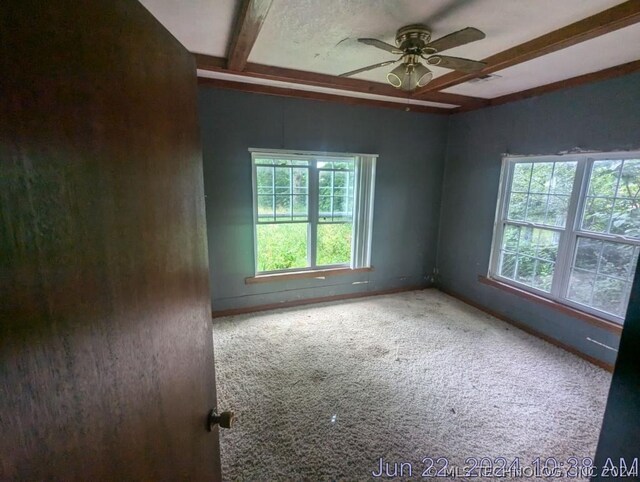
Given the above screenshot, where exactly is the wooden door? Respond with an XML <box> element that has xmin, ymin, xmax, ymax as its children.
<box><xmin>0</xmin><ymin>1</ymin><xmax>221</xmax><ymax>479</ymax></box>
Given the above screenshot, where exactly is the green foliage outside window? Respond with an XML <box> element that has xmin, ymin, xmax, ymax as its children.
<box><xmin>500</xmin><ymin>225</ymin><xmax>558</xmax><ymax>292</ymax></box>
<box><xmin>256</xmin><ymin>223</ymin><xmax>353</xmax><ymax>272</ymax></box>
<box><xmin>317</xmin><ymin>223</ymin><xmax>352</xmax><ymax>266</ymax></box>
<box><xmin>256</xmin><ymin>224</ymin><xmax>307</xmax><ymax>272</ymax></box>
<box><xmin>583</xmin><ymin>159</ymin><xmax>640</xmax><ymax>237</ymax></box>
<box><xmin>501</xmin><ymin>158</ymin><xmax>640</xmax><ymax>317</ymax></box>
<box><xmin>255</xmin><ymin>157</ymin><xmax>355</xmax><ymax>272</ymax></box>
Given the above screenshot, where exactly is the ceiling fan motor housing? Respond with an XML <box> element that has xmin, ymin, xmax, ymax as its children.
<box><xmin>395</xmin><ymin>24</ymin><xmax>431</xmax><ymax>53</ymax></box>
<box><xmin>343</xmin><ymin>24</ymin><xmax>486</xmax><ymax>91</ymax></box>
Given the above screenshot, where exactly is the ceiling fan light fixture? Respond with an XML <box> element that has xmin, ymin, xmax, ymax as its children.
<box><xmin>386</xmin><ymin>61</ymin><xmax>432</xmax><ymax>91</ymax></box>
<box><xmin>413</xmin><ymin>62</ymin><xmax>433</xmax><ymax>87</ymax></box>
<box><xmin>400</xmin><ymin>65</ymin><xmax>416</xmax><ymax>91</ymax></box>
<box><xmin>345</xmin><ymin>25</ymin><xmax>486</xmax><ymax>88</ymax></box>
<box><xmin>386</xmin><ymin>64</ymin><xmax>406</xmax><ymax>88</ymax></box>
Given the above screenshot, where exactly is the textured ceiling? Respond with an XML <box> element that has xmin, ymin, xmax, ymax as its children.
<box><xmin>249</xmin><ymin>0</ymin><xmax>624</xmax><ymax>84</ymax></box>
<box><xmin>140</xmin><ymin>0</ymin><xmax>638</xmax><ymax>103</ymax></box>
<box><xmin>444</xmin><ymin>22</ymin><xmax>640</xmax><ymax>98</ymax></box>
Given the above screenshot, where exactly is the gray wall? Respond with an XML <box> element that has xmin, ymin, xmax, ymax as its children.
<box><xmin>438</xmin><ymin>72</ymin><xmax>640</xmax><ymax>366</ymax></box>
<box><xmin>198</xmin><ymin>87</ymin><xmax>448</xmax><ymax>311</ymax></box>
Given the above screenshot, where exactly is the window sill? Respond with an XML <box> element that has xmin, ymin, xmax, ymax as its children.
<box><xmin>478</xmin><ymin>275</ymin><xmax>623</xmax><ymax>334</ymax></box>
<box><xmin>246</xmin><ymin>267</ymin><xmax>373</xmax><ymax>284</ymax></box>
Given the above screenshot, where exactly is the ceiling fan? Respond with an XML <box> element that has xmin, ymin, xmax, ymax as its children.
<box><xmin>341</xmin><ymin>24</ymin><xmax>487</xmax><ymax>91</ymax></box>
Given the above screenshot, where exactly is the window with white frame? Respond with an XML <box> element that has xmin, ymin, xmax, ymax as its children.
<box><xmin>251</xmin><ymin>149</ymin><xmax>376</xmax><ymax>274</ymax></box>
<box><xmin>490</xmin><ymin>152</ymin><xmax>640</xmax><ymax>323</ymax></box>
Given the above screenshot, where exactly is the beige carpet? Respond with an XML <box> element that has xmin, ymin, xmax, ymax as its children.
<box><xmin>212</xmin><ymin>289</ymin><xmax>611</xmax><ymax>481</ymax></box>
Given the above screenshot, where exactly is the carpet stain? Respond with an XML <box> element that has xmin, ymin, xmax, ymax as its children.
<box><xmin>367</xmin><ymin>345</ymin><xmax>390</xmax><ymax>357</ymax></box>
<box><xmin>310</xmin><ymin>370</ymin><xmax>329</xmax><ymax>382</ymax></box>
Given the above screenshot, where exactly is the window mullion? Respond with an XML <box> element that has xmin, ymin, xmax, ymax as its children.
<box><xmin>309</xmin><ymin>160</ymin><xmax>318</xmax><ymax>269</ymax></box>
<box><xmin>552</xmin><ymin>158</ymin><xmax>589</xmax><ymax>300</ymax></box>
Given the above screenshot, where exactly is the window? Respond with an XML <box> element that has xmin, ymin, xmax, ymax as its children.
<box><xmin>251</xmin><ymin>149</ymin><xmax>376</xmax><ymax>275</ymax></box>
<box><xmin>490</xmin><ymin>152</ymin><xmax>640</xmax><ymax>323</ymax></box>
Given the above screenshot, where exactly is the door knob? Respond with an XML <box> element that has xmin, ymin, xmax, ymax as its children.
<box><xmin>207</xmin><ymin>409</ymin><xmax>235</xmax><ymax>431</ymax></box>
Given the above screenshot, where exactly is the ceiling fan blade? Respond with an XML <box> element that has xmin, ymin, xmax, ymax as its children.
<box><xmin>339</xmin><ymin>60</ymin><xmax>398</xmax><ymax>77</ymax></box>
<box><xmin>424</xmin><ymin>27</ymin><xmax>485</xmax><ymax>53</ymax></box>
<box><xmin>427</xmin><ymin>55</ymin><xmax>486</xmax><ymax>73</ymax></box>
<box><xmin>357</xmin><ymin>38</ymin><xmax>403</xmax><ymax>54</ymax></box>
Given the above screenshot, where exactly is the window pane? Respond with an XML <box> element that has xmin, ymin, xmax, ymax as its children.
<box><xmin>533</xmin><ymin>260</ymin><xmax>554</xmax><ymax>291</ymax></box>
<box><xmin>319</xmin><ymin>171</ymin><xmax>332</xmax><ymax>220</ymax></box>
<box><xmin>274</xmin><ymin>166</ymin><xmax>290</xmax><ymax>191</ymax></box>
<box><xmin>257</xmin><ymin>195</ymin><xmax>274</xmax><ymax>222</ymax></box>
<box><xmin>334</xmin><ymin>171</ymin><xmax>348</xmax><ymax>188</ymax></box>
<box><xmin>291</xmin><ymin>168</ymin><xmax>309</xmax><ymax>221</ymax></box>
<box><xmin>275</xmin><ymin>195</ymin><xmax>290</xmax><ymax>220</ymax></box>
<box><xmin>293</xmin><ymin>168</ymin><xmax>308</xmax><ymax>193</ymax></box>
<box><xmin>515</xmin><ymin>256</ymin><xmax>535</xmax><ymax>285</ymax></box>
<box><xmin>568</xmin><ymin>269</ymin><xmax>595</xmax><ymax>306</ymax></box>
<box><xmin>498</xmin><ymin>224</ymin><xmax>559</xmax><ymax>292</ymax></box>
<box><xmin>618</xmin><ymin>160</ymin><xmax>640</xmax><ymax>197</ymax></box>
<box><xmin>260</xmin><ymin>165</ymin><xmax>309</xmax><ymax>223</ymax></box>
<box><xmin>518</xmin><ymin>226</ymin><xmax>559</xmax><ymax>262</ymax></box>
<box><xmin>530</xmin><ymin>162</ymin><xmax>554</xmax><ymax>193</ymax></box>
<box><xmin>551</xmin><ymin>162</ymin><xmax>577</xmax><ymax>194</ymax></box>
<box><xmin>319</xmin><ymin>171</ymin><xmax>331</xmax><ymax>195</ymax></box>
<box><xmin>318</xmin><ymin>166</ymin><xmax>355</xmax><ymax>222</ymax></box>
<box><xmin>333</xmin><ymin>196</ymin><xmax>348</xmax><ymax>220</ymax></box>
<box><xmin>512</xmin><ymin>163</ymin><xmax>532</xmax><ymax>191</ymax></box>
<box><xmin>292</xmin><ymin>195</ymin><xmax>307</xmax><ymax>220</ymax></box>
<box><xmin>545</xmin><ymin>195</ymin><xmax>569</xmax><ymax>227</ymax></box>
<box><xmin>255</xmin><ymin>157</ymin><xmax>310</xmax><ymax>167</ymax></box>
<box><xmin>503</xmin><ymin>224</ymin><xmax>519</xmax><ymax>251</ymax></box>
<box><xmin>507</xmin><ymin>193</ymin><xmax>527</xmax><ymax>220</ymax></box>
<box><xmin>317</xmin><ymin>223</ymin><xmax>352</xmax><ymax>266</ymax></box>
<box><xmin>582</xmin><ymin>197</ymin><xmax>614</xmax><ymax>233</ymax></box>
<box><xmin>592</xmin><ymin>276</ymin><xmax>626</xmax><ymax>316</ymax></box>
<box><xmin>516</xmin><ymin>227</ymin><xmax>535</xmax><ymax>257</ymax></box>
<box><xmin>600</xmin><ymin>242</ymin><xmax>635</xmax><ymax>278</ymax></box>
<box><xmin>256</xmin><ymin>223</ymin><xmax>308</xmax><ymax>272</ymax></box>
<box><xmin>582</xmin><ymin>159</ymin><xmax>640</xmax><ymax>237</ymax></box>
<box><xmin>506</xmin><ymin>160</ymin><xmax>576</xmax><ymax>228</ymax></box>
<box><xmin>534</xmin><ymin>229</ymin><xmax>560</xmax><ymax>262</ymax></box>
<box><xmin>567</xmin><ymin>237</ymin><xmax>638</xmax><ymax>317</ymax></box>
<box><xmin>319</xmin><ymin>196</ymin><xmax>331</xmax><ymax>220</ymax></box>
<box><xmin>317</xmin><ymin>159</ymin><xmax>353</xmax><ymax>170</ymax></box>
<box><xmin>254</xmin><ymin>157</ymin><xmax>275</xmax><ymax>166</ymax></box>
<box><xmin>499</xmin><ymin>252</ymin><xmax>517</xmax><ymax>279</ymax></box>
<box><xmin>574</xmin><ymin>237</ymin><xmax>602</xmax><ymax>271</ymax></box>
<box><xmin>256</xmin><ymin>166</ymin><xmax>274</xmax><ymax>194</ymax></box>
<box><xmin>588</xmin><ymin>160</ymin><xmax>620</xmax><ymax>197</ymax></box>
<box><xmin>610</xmin><ymin>199</ymin><xmax>640</xmax><ymax>237</ymax></box>
<box><xmin>526</xmin><ymin>194</ymin><xmax>548</xmax><ymax>224</ymax></box>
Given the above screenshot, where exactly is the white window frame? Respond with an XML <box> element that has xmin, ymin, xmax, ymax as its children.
<box><xmin>250</xmin><ymin>148</ymin><xmax>376</xmax><ymax>276</ymax></box>
<box><xmin>489</xmin><ymin>151</ymin><xmax>640</xmax><ymax>324</ymax></box>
